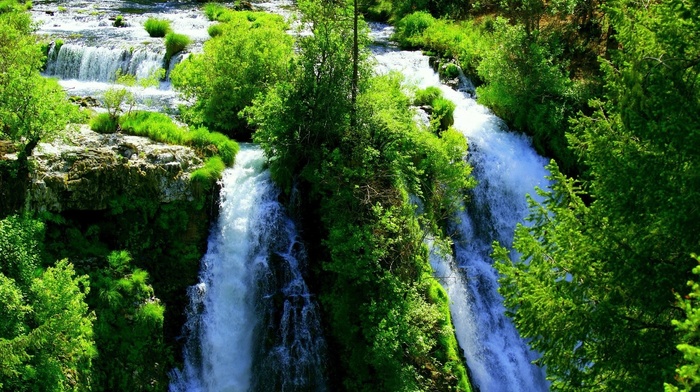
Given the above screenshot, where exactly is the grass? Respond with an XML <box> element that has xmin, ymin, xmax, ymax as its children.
<box><xmin>190</xmin><ymin>156</ymin><xmax>225</xmax><ymax>190</ymax></box>
<box><xmin>114</xmin><ymin>111</ymin><xmax>239</xmax><ymax>166</ymax></box>
<box><xmin>207</xmin><ymin>23</ymin><xmax>224</xmax><ymax>38</ymax></box>
<box><xmin>90</xmin><ymin>113</ymin><xmax>119</xmax><ymax>134</ymax></box>
<box><xmin>144</xmin><ymin>17</ymin><xmax>171</xmax><ymax>38</ymax></box>
<box><xmin>164</xmin><ymin>32</ymin><xmax>190</xmax><ymax>62</ymax></box>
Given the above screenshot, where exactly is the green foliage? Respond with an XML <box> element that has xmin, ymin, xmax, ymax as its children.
<box><xmin>185</xmin><ymin>127</ymin><xmax>238</xmax><ymax>166</ymax></box>
<box><xmin>250</xmin><ymin>2</ymin><xmax>473</xmax><ymax>386</ymax></box>
<box><xmin>476</xmin><ymin>17</ymin><xmax>582</xmax><ymax>172</ymax></box>
<box><xmin>414</xmin><ymin>86</ymin><xmax>442</xmax><ymax>106</ymax></box>
<box><xmin>0</xmin><ymin>215</ymin><xmax>43</xmax><ymax>290</ymax></box>
<box><xmin>171</xmin><ymin>10</ymin><xmax>292</xmax><ymax>139</ymax></box>
<box><xmin>90</xmin><ymin>112</ymin><xmax>119</xmax><ymax>133</ymax></box>
<box><xmin>0</xmin><ymin>10</ymin><xmax>78</xmax><ymax>163</ymax></box>
<box><xmin>90</xmin><ymin>251</ymin><xmax>170</xmax><ymax>391</ymax></box>
<box><xmin>412</xmin><ymin>87</ymin><xmax>456</xmax><ymax>133</ymax></box>
<box><xmin>203</xmin><ymin>2</ymin><xmax>228</xmax><ymax>21</ymax></box>
<box><xmin>0</xmin><ymin>216</ymin><xmax>95</xmax><ymax>391</ymax></box>
<box><xmin>164</xmin><ymin>32</ymin><xmax>190</xmax><ymax>62</ymax></box>
<box><xmin>117</xmin><ymin>110</ymin><xmax>239</xmax><ymax>166</ymax></box>
<box><xmin>666</xmin><ymin>256</ymin><xmax>700</xmax><ymax>392</ymax></box>
<box><xmin>393</xmin><ymin>11</ymin><xmax>435</xmax><ymax>47</ymax></box>
<box><xmin>190</xmin><ymin>156</ymin><xmax>225</xmax><ymax>190</ymax></box>
<box><xmin>431</xmin><ymin>97</ymin><xmax>455</xmax><ymax>132</ymax></box>
<box><xmin>119</xmin><ymin>110</ymin><xmax>186</xmax><ymax>143</ymax></box>
<box><xmin>207</xmin><ymin>23</ymin><xmax>223</xmax><ymax>37</ymax></box>
<box><xmin>494</xmin><ymin>3</ymin><xmax>700</xmax><ymax>388</ymax></box>
<box><xmin>143</xmin><ymin>17</ymin><xmax>171</xmax><ymax>37</ymax></box>
<box><xmin>392</xmin><ymin>13</ymin><xmax>491</xmax><ymax>83</ymax></box>
<box><xmin>112</xmin><ymin>14</ymin><xmax>125</xmax><ymax>27</ymax></box>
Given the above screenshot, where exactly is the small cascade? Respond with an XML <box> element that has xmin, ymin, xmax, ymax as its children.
<box><xmin>372</xmin><ymin>32</ymin><xmax>550</xmax><ymax>391</ymax></box>
<box><xmin>45</xmin><ymin>43</ymin><xmax>164</xmax><ymax>82</ymax></box>
<box><xmin>170</xmin><ymin>146</ymin><xmax>326</xmax><ymax>392</ymax></box>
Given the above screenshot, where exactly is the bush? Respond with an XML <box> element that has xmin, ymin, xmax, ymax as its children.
<box><xmin>90</xmin><ymin>112</ymin><xmax>119</xmax><ymax>133</ymax></box>
<box><xmin>431</xmin><ymin>97</ymin><xmax>455</xmax><ymax>132</ymax></box>
<box><xmin>113</xmin><ymin>15</ymin><xmax>125</xmax><ymax>27</ymax></box>
<box><xmin>184</xmin><ymin>127</ymin><xmax>238</xmax><ymax>166</ymax></box>
<box><xmin>170</xmin><ymin>10</ymin><xmax>292</xmax><ymax>137</ymax></box>
<box><xmin>440</xmin><ymin>62</ymin><xmax>460</xmax><ymax>79</ymax></box>
<box><xmin>393</xmin><ymin>11</ymin><xmax>435</xmax><ymax>47</ymax></box>
<box><xmin>164</xmin><ymin>32</ymin><xmax>190</xmax><ymax>62</ymax></box>
<box><xmin>203</xmin><ymin>3</ymin><xmax>229</xmax><ymax>21</ymax></box>
<box><xmin>144</xmin><ymin>17</ymin><xmax>171</xmax><ymax>37</ymax></box>
<box><xmin>414</xmin><ymin>86</ymin><xmax>442</xmax><ymax>106</ymax></box>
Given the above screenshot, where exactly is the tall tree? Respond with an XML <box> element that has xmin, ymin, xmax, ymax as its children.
<box><xmin>495</xmin><ymin>0</ymin><xmax>700</xmax><ymax>389</ymax></box>
<box><xmin>0</xmin><ymin>10</ymin><xmax>76</xmax><ymax>165</ymax></box>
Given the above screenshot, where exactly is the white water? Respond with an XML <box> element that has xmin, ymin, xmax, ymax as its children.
<box><xmin>372</xmin><ymin>37</ymin><xmax>551</xmax><ymax>391</ymax></box>
<box><xmin>170</xmin><ymin>146</ymin><xmax>326</xmax><ymax>392</ymax></box>
<box><xmin>31</xmin><ymin>0</ymin><xmax>215</xmax><ymax>112</ymax></box>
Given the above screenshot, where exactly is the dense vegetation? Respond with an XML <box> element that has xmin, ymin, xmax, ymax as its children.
<box><xmin>2</xmin><ymin>0</ymin><xmax>699</xmax><ymax>389</ymax></box>
<box><xmin>373</xmin><ymin>0</ymin><xmax>700</xmax><ymax>389</ymax></box>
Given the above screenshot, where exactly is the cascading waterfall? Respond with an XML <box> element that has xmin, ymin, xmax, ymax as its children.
<box><xmin>170</xmin><ymin>146</ymin><xmax>326</xmax><ymax>392</ymax></box>
<box><xmin>31</xmin><ymin>0</ymin><xmax>213</xmax><ymax>112</ymax></box>
<box><xmin>45</xmin><ymin>43</ymin><xmax>164</xmax><ymax>82</ymax></box>
<box><xmin>373</xmin><ymin>35</ymin><xmax>550</xmax><ymax>391</ymax></box>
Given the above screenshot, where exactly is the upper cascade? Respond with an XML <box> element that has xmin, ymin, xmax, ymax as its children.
<box><xmin>45</xmin><ymin>43</ymin><xmax>165</xmax><ymax>82</ymax></box>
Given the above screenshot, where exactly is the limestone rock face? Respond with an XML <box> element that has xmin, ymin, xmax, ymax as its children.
<box><xmin>28</xmin><ymin>126</ymin><xmax>204</xmax><ymax>212</ymax></box>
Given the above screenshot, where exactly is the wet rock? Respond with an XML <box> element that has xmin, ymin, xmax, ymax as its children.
<box><xmin>27</xmin><ymin>125</ymin><xmax>204</xmax><ymax>213</ymax></box>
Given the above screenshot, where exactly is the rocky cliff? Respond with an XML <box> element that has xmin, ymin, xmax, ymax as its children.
<box><xmin>26</xmin><ymin>125</ymin><xmax>204</xmax><ymax>213</ymax></box>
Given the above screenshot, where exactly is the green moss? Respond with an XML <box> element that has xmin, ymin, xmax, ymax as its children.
<box><xmin>144</xmin><ymin>17</ymin><xmax>171</xmax><ymax>38</ymax></box>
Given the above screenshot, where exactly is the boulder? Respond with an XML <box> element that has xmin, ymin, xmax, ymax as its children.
<box><xmin>27</xmin><ymin>126</ymin><xmax>204</xmax><ymax>213</ymax></box>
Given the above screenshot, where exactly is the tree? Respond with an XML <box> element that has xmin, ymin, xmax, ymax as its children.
<box><xmin>0</xmin><ymin>10</ymin><xmax>77</xmax><ymax>165</ymax></box>
<box><xmin>90</xmin><ymin>250</ymin><xmax>169</xmax><ymax>391</ymax></box>
<box><xmin>0</xmin><ymin>215</ymin><xmax>95</xmax><ymax>391</ymax></box>
<box><xmin>171</xmin><ymin>10</ymin><xmax>293</xmax><ymax>139</ymax></box>
<box><xmin>494</xmin><ymin>0</ymin><xmax>700</xmax><ymax>389</ymax></box>
<box><xmin>666</xmin><ymin>255</ymin><xmax>700</xmax><ymax>392</ymax></box>
<box><xmin>247</xmin><ymin>0</ymin><xmax>367</xmax><ymax>190</ymax></box>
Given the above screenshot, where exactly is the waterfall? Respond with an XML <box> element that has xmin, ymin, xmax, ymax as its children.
<box><xmin>45</xmin><ymin>43</ymin><xmax>165</xmax><ymax>82</ymax></box>
<box><xmin>170</xmin><ymin>146</ymin><xmax>326</xmax><ymax>392</ymax></box>
<box><xmin>373</xmin><ymin>43</ymin><xmax>551</xmax><ymax>391</ymax></box>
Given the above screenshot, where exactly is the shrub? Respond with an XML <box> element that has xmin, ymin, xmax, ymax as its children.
<box><xmin>431</xmin><ymin>97</ymin><xmax>456</xmax><ymax>132</ymax></box>
<box><xmin>204</xmin><ymin>3</ymin><xmax>230</xmax><ymax>21</ymax></box>
<box><xmin>164</xmin><ymin>32</ymin><xmax>190</xmax><ymax>62</ymax></box>
<box><xmin>113</xmin><ymin>15</ymin><xmax>125</xmax><ymax>27</ymax></box>
<box><xmin>90</xmin><ymin>112</ymin><xmax>119</xmax><ymax>133</ymax></box>
<box><xmin>393</xmin><ymin>11</ymin><xmax>435</xmax><ymax>47</ymax></box>
<box><xmin>414</xmin><ymin>86</ymin><xmax>442</xmax><ymax>106</ymax></box>
<box><xmin>144</xmin><ymin>17</ymin><xmax>171</xmax><ymax>37</ymax></box>
<box><xmin>440</xmin><ymin>62</ymin><xmax>460</xmax><ymax>79</ymax></box>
